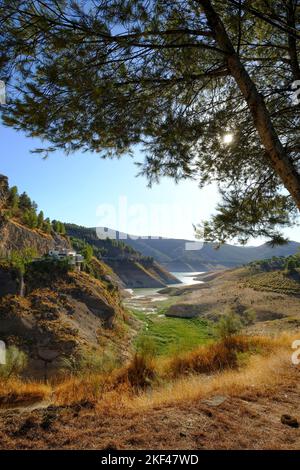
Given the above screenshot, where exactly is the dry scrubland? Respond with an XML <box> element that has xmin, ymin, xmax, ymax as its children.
<box><xmin>165</xmin><ymin>268</ymin><xmax>300</xmax><ymax>333</ymax></box>
<box><xmin>1</xmin><ymin>266</ymin><xmax>300</xmax><ymax>449</ymax></box>
<box><xmin>0</xmin><ymin>333</ymin><xmax>300</xmax><ymax>449</ymax></box>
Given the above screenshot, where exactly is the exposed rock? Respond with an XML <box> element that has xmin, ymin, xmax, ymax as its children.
<box><xmin>0</xmin><ymin>218</ymin><xmax>69</xmax><ymax>257</ymax></box>
<box><xmin>165</xmin><ymin>303</ymin><xmax>205</xmax><ymax>318</ymax></box>
<box><xmin>71</xmin><ymin>285</ymin><xmax>116</xmax><ymax>328</ymax></box>
<box><xmin>37</xmin><ymin>348</ymin><xmax>61</xmax><ymax>362</ymax></box>
<box><xmin>107</xmin><ymin>258</ymin><xmax>178</xmax><ymax>288</ymax></box>
<box><xmin>201</xmin><ymin>395</ymin><xmax>228</xmax><ymax>407</ymax></box>
<box><xmin>0</xmin><ymin>174</ymin><xmax>70</xmax><ymax>257</ymax></box>
<box><xmin>0</xmin><ymin>268</ymin><xmax>129</xmax><ymax>379</ymax></box>
<box><xmin>0</xmin><ymin>175</ymin><xmax>132</xmax><ymax>380</ymax></box>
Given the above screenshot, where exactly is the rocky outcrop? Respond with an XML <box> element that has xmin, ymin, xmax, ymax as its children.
<box><xmin>0</xmin><ymin>217</ymin><xmax>70</xmax><ymax>299</ymax></box>
<box><xmin>0</xmin><ymin>218</ymin><xmax>70</xmax><ymax>256</ymax></box>
<box><xmin>0</xmin><ymin>173</ymin><xmax>70</xmax><ymax>256</ymax></box>
<box><xmin>104</xmin><ymin>259</ymin><xmax>180</xmax><ymax>288</ymax></box>
<box><xmin>0</xmin><ymin>266</ymin><xmax>129</xmax><ymax>379</ymax></box>
<box><xmin>165</xmin><ymin>303</ymin><xmax>205</xmax><ymax>318</ymax></box>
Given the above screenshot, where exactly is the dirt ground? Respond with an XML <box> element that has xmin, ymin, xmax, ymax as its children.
<box><xmin>0</xmin><ymin>363</ymin><xmax>300</xmax><ymax>450</ymax></box>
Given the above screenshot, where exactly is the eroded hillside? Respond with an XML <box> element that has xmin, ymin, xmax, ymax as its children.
<box><xmin>0</xmin><ymin>258</ymin><xmax>135</xmax><ymax>379</ymax></box>
<box><xmin>0</xmin><ymin>175</ymin><xmax>138</xmax><ymax>379</ymax></box>
<box><xmin>65</xmin><ymin>223</ymin><xmax>179</xmax><ymax>288</ymax></box>
<box><xmin>164</xmin><ymin>265</ymin><xmax>300</xmax><ymax>335</ymax></box>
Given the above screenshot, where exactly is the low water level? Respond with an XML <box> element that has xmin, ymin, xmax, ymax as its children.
<box><xmin>170</xmin><ymin>271</ymin><xmax>205</xmax><ymax>286</ymax></box>
<box><xmin>124</xmin><ymin>271</ymin><xmax>205</xmax><ymax>310</ymax></box>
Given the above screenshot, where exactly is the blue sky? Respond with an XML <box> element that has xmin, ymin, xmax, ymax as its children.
<box><xmin>0</xmin><ymin>124</ymin><xmax>299</xmax><ymax>244</ymax></box>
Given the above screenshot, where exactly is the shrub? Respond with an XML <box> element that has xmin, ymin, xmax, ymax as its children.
<box><xmin>1</xmin><ymin>209</ymin><xmax>12</xmax><ymax>221</ymax></box>
<box><xmin>37</xmin><ymin>210</ymin><xmax>44</xmax><ymax>228</ymax></box>
<box><xmin>52</xmin><ymin>220</ymin><xmax>66</xmax><ymax>234</ymax></box>
<box><xmin>8</xmin><ymin>186</ymin><xmax>19</xmax><ymax>211</ymax></box>
<box><xmin>0</xmin><ymin>346</ymin><xmax>28</xmax><ymax>379</ymax></box>
<box><xmin>285</xmin><ymin>257</ymin><xmax>298</xmax><ymax>275</ymax></box>
<box><xmin>118</xmin><ymin>338</ymin><xmax>157</xmax><ymax>390</ymax></box>
<box><xmin>123</xmin><ymin>353</ymin><xmax>156</xmax><ymax>390</ymax></box>
<box><xmin>215</xmin><ymin>309</ymin><xmax>243</xmax><ymax>341</ymax></box>
<box><xmin>168</xmin><ymin>335</ymin><xmax>278</xmax><ymax>378</ymax></box>
<box><xmin>242</xmin><ymin>308</ymin><xmax>257</xmax><ymax>326</ymax></box>
<box><xmin>24</xmin><ymin>258</ymin><xmax>72</xmax><ymax>290</ymax></box>
<box><xmin>43</xmin><ymin>217</ymin><xmax>52</xmax><ymax>234</ymax></box>
<box><xmin>22</xmin><ymin>208</ymin><xmax>38</xmax><ymax>228</ymax></box>
<box><xmin>60</xmin><ymin>350</ymin><xmax>118</xmax><ymax>377</ymax></box>
<box><xmin>135</xmin><ymin>335</ymin><xmax>157</xmax><ymax>358</ymax></box>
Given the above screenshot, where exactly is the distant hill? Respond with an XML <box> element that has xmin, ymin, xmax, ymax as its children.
<box><xmin>88</xmin><ymin>228</ymin><xmax>300</xmax><ymax>272</ymax></box>
<box><xmin>65</xmin><ymin>224</ymin><xmax>179</xmax><ymax>287</ymax></box>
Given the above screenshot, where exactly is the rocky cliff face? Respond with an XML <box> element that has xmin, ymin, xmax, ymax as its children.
<box><xmin>0</xmin><ymin>173</ymin><xmax>70</xmax><ymax>256</ymax></box>
<box><xmin>0</xmin><ymin>218</ymin><xmax>70</xmax><ymax>256</ymax></box>
<box><xmin>0</xmin><ymin>198</ymin><xmax>70</xmax><ymax>298</ymax></box>
<box><xmin>107</xmin><ymin>258</ymin><xmax>179</xmax><ymax>288</ymax></box>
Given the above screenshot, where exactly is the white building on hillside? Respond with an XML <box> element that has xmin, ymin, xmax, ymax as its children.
<box><xmin>48</xmin><ymin>248</ymin><xmax>84</xmax><ymax>270</ymax></box>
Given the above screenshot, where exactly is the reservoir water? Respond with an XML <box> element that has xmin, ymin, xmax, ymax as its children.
<box><xmin>124</xmin><ymin>271</ymin><xmax>205</xmax><ymax>310</ymax></box>
<box><xmin>170</xmin><ymin>271</ymin><xmax>205</xmax><ymax>286</ymax></box>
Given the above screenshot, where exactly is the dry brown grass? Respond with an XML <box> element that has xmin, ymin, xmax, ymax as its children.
<box><xmin>128</xmin><ymin>342</ymin><xmax>292</xmax><ymax>411</ymax></box>
<box><xmin>54</xmin><ymin>352</ymin><xmax>157</xmax><ymax>406</ymax></box>
<box><xmin>53</xmin><ymin>333</ymin><xmax>295</xmax><ymax>410</ymax></box>
<box><xmin>0</xmin><ymin>353</ymin><xmax>299</xmax><ymax>450</ymax></box>
<box><xmin>167</xmin><ymin>339</ymin><xmax>238</xmax><ymax>377</ymax></box>
<box><xmin>162</xmin><ymin>334</ymin><xmax>286</xmax><ymax>378</ymax></box>
<box><xmin>0</xmin><ymin>333</ymin><xmax>298</xmax><ymax>450</ymax></box>
<box><xmin>0</xmin><ymin>378</ymin><xmax>50</xmax><ymax>406</ymax></box>
<box><xmin>0</xmin><ymin>333</ymin><xmax>295</xmax><ymax>414</ymax></box>
<box><xmin>53</xmin><ymin>338</ymin><xmax>292</xmax><ymax>415</ymax></box>
<box><xmin>54</xmin><ymin>372</ymin><xmax>124</xmax><ymax>406</ymax></box>
<box><xmin>116</xmin><ymin>353</ymin><xmax>157</xmax><ymax>390</ymax></box>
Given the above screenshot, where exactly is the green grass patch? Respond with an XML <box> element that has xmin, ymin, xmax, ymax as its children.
<box><xmin>132</xmin><ymin>309</ymin><xmax>213</xmax><ymax>357</ymax></box>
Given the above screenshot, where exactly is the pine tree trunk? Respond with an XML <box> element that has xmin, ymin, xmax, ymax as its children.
<box><xmin>200</xmin><ymin>0</ymin><xmax>300</xmax><ymax>211</ymax></box>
